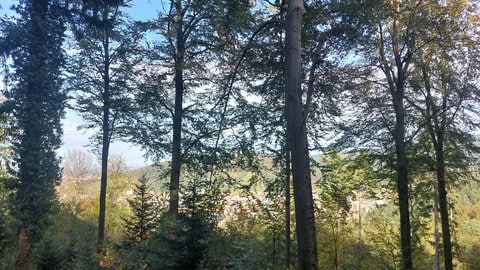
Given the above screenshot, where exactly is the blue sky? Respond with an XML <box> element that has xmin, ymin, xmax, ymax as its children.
<box><xmin>126</xmin><ymin>0</ymin><xmax>165</xmax><ymax>21</ymax></box>
<box><xmin>1</xmin><ymin>0</ymin><xmax>164</xmax><ymax>18</ymax></box>
<box><xmin>1</xmin><ymin>1</ymin><xmax>166</xmax><ymax>168</ymax></box>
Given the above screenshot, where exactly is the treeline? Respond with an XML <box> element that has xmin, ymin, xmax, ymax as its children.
<box><xmin>1</xmin><ymin>0</ymin><xmax>480</xmax><ymax>270</ymax></box>
<box><xmin>2</xmin><ymin>151</ymin><xmax>480</xmax><ymax>269</ymax></box>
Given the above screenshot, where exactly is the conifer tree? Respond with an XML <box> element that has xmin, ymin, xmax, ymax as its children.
<box><xmin>0</xmin><ymin>180</ymin><xmax>13</xmax><ymax>266</ymax></box>
<box><xmin>0</xmin><ymin>1</ymin><xmax>66</xmax><ymax>269</ymax></box>
<box><xmin>123</xmin><ymin>175</ymin><xmax>158</xmax><ymax>246</ymax></box>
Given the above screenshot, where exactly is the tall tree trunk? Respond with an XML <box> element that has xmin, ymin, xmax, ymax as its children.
<box><xmin>284</xmin><ymin>0</ymin><xmax>318</xmax><ymax>269</ymax></box>
<box><xmin>393</xmin><ymin>5</ymin><xmax>413</xmax><ymax>268</ymax></box>
<box><xmin>284</xmin><ymin>143</ymin><xmax>291</xmax><ymax>269</ymax></box>
<box><xmin>428</xmin><ymin>119</ymin><xmax>453</xmax><ymax>270</ymax></box>
<box><xmin>97</xmin><ymin>6</ymin><xmax>111</xmax><ymax>254</ymax></box>
<box><xmin>423</xmin><ymin>60</ymin><xmax>453</xmax><ymax>270</ymax></box>
<box><xmin>97</xmin><ymin>110</ymin><xmax>110</xmax><ymax>254</ymax></box>
<box><xmin>436</xmin><ymin>58</ymin><xmax>453</xmax><ymax>270</ymax></box>
<box><xmin>432</xmin><ymin>122</ymin><xmax>453</xmax><ymax>269</ymax></box>
<box><xmin>436</xmin><ymin>144</ymin><xmax>453</xmax><ymax>270</ymax></box>
<box><xmin>378</xmin><ymin>4</ymin><xmax>414</xmax><ymax>265</ymax></box>
<box><xmin>380</xmin><ymin>41</ymin><xmax>413</xmax><ymax>270</ymax></box>
<box><xmin>169</xmin><ymin>0</ymin><xmax>184</xmax><ymax>220</ymax></box>
<box><xmin>393</xmin><ymin>98</ymin><xmax>413</xmax><ymax>270</ymax></box>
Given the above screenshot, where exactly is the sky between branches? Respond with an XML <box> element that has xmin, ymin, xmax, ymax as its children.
<box><xmin>0</xmin><ymin>0</ymin><xmax>167</xmax><ymax>168</ymax></box>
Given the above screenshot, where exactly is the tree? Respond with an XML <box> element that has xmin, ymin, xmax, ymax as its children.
<box><xmin>63</xmin><ymin>149</ymin><xmax>95</xmax><ymax>181</ymax></box>
<box><xmin>123</xmin><ymin>175</ymin><xmax>158</xmax><ymax>246</ymax></box>
<box><xmin>66</xmin><ymin>0</ymin><xmax>144</xmax><ymax>254</ymax></box>
<box><xmin>158</xmin><ymin>0</ymin><xmax>249</xmax><ymax>222</ymax></box>
<box><xmin>60</xmin><ymin>149</ymin><xmax>96</xmax><ymax>214</ymax></box>
<box><xmin>408</xmin><ymin>2</ymin><xmax>480</xmax><ymax>268</ymax></box>
<box><xmin>0</xmin><ymin>91</ymin><xmax>13</xmax><ymax>269</ymax></box>
<box><xmin>0</xmin><ymin>174</ymin><xmax>14</xmax><ymax>268</ymax></box>
<box><xmin>316</xmin><ymin>150</ymin><xmax>380</xmax><ymax>269</ymax></box>
<box><xmin>126</xmin><ymin>0</ymin><xmax>203</xmax><ymax>222</ymax></box>
<box><xmin>374</xmin><ymin>3</ymin><xmax>414</xmax><ymax>267</ymax></box>
<box><xmin>284</xmin><ymin>0</ymin><xmax>318</xmax><ymax>268</ymax></box>
<box><xmin>335</xmin><ymin>1</ymin><xmax>440</xmax><ymax>268</ymax></box>
<box><xmin>363</xmin><ymin>205</ymin><xmax>402</xmax><ymax>269</ymax></box>
<box><xmin>225</xmin><ymin>2</ymin><xmax>344</xmax><ymax>268</ymax></box>
<box><xmin>145</xmin><ymin>180</ymin><xmax>211</xmax><ymax>270</ymax></box>
<box><xmin>335</xmin><ymin>1</ymin><xmax>480</xmax><ymax>269</ymax></box>
<box><xmin>127</xmin><ymin>0</ymin><xmax>256</xmax><ymax>224</ymax></box>
<box><xmin>168</xmin><ymin>0</ymin><xmax>184</xmax><ymax>221</ymax></box>
<box><xmin>0</xmin><ymin>1</ymin><xmax>66</xmax><ymax>269</ymax></box>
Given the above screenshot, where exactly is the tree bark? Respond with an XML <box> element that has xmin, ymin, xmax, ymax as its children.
<box><xmin>423</xmin><ymin>61</ymin><xmax>453</xmax><ymax>270</ymax></box>
<box><xmin>97</xmin><ymin>105</ymin><xmax>110</xmax><ymax>255</ymax></box>
<box><xmin>395</xmin><ymin>147</ymin><xmax>413</xmax><ymax>270</ymax></box>
<box><xmin>435</xmin><ymin>60</ymin><xmax>453</xmax><ymax>270</ymax></box>
<box><xmin>168</xmin><ymin>0</ymin><xmax>184</xmax><ymax>221</ymax></box>
<box><xmin>436</xmin><ymin>143</ymin><xmax>453</xmax><ymax>270</ymax></box>
<box><xmin>377</xmin><ymin>4</ymin><xmax>414</xmax><ymax>265</ymax></box>
<box><xmin>284</xmin><ymin>0</ymin><xmax>318</xmax><ymax>269</ymax></box>
<box><xmin>16</xmin><ymin>226</ymin><xmax>32</xmax><ymax>270</ymax></box>
<box><xmin>427</xmin><ymin>115</ymin><xmax>453</xmax><ymax>270</ymax></box>
<box><xmin>393</xmin><ymin>93</ymin><xmax>413</xmax><ymax>270</ymax></box>
<box><xmin>97</xmin><ymin>5</ymin><xmax>111</xmax><ymax>255</ymax></box>
<box><xmin>284</xmin><ymin>143</ymin><xmax>291</xmax><ymax>269</ymax></box>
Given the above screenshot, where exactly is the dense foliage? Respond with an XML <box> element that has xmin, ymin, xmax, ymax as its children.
<box><xmin>0</xmin><ymin>0</ymin><xmax>67</xmax><ymax>268</ymax></box>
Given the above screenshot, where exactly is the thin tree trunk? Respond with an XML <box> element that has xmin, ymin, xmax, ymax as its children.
<box><xmin>357</xmin><ymin>200</ymin><xmax>362</xmax><ymax>242</ymax></box>
<box><xmin>429</xmin><ymin>125</ymin><xmax>454</xmax><ymax>270</ymax></box>
<box><xmin>423</xmin><ymin>60</ymin><xmax>453</xmax><ymax>270</ymax></box>
<box><xmin>357</xmin><ymin>199</ymin><xmax>363</xmax><ymax>269</ymax></box>
<box><xmin>433</xmin><ymin>194</ymin><xmax>440</xmax><ymax>270</ymax></box>
<box><xmin>97</xmin><ymin>6</ymin><xmax>111</xmax><ymax>255</ymax></box>
<box><xmin>169</xmin><ymin>0</ymin><xmax>184</xmax><ymax>221</ymax></box>
<box><xmin>436</xmin><ymin>139</ymin><xmax>453</xmax><ymax>270</ymax></box>
<box><xmin>436</xmin><ymin>57</ymin><xmax>454</xmax><ymax>270</ymax></box>
<box><xmin>97</xmin><ymin>118</ymin><xmax>110</xmax><ymax>254</ymax></box>
<box><xmin>284</xmin><ymin>0</ymin><xmax>318</xmax><ymax>269</ymax></box>
<box><xmin>378</xmin><ymin>7</ymin><xmax>414</xmax><ymax>265</ymax></box>
<box><xmin>334</xmin><ymin>219</ymin><xmax>340</xmax><ymax>270</ymax></box>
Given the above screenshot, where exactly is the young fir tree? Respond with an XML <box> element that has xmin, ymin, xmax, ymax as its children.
<box><xmin>0</xmin><ymin>1</ymin><xmax>66</xmax><ymax>269</ymax></box>
<box><xmin>123</xmin><ymin>175</ymin><xmax>158</xmax><ymax>246</ymax></box>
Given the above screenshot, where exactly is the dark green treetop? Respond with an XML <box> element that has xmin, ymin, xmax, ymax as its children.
<box><xmin>0</xmin><ymin>0</ymin><xmax>67</xmax><ymax>236</ymax></box>
<box><xmin>123</xmin><ymin>175</ymin><xmax>159</xmax><ymax>246</ymax></box>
